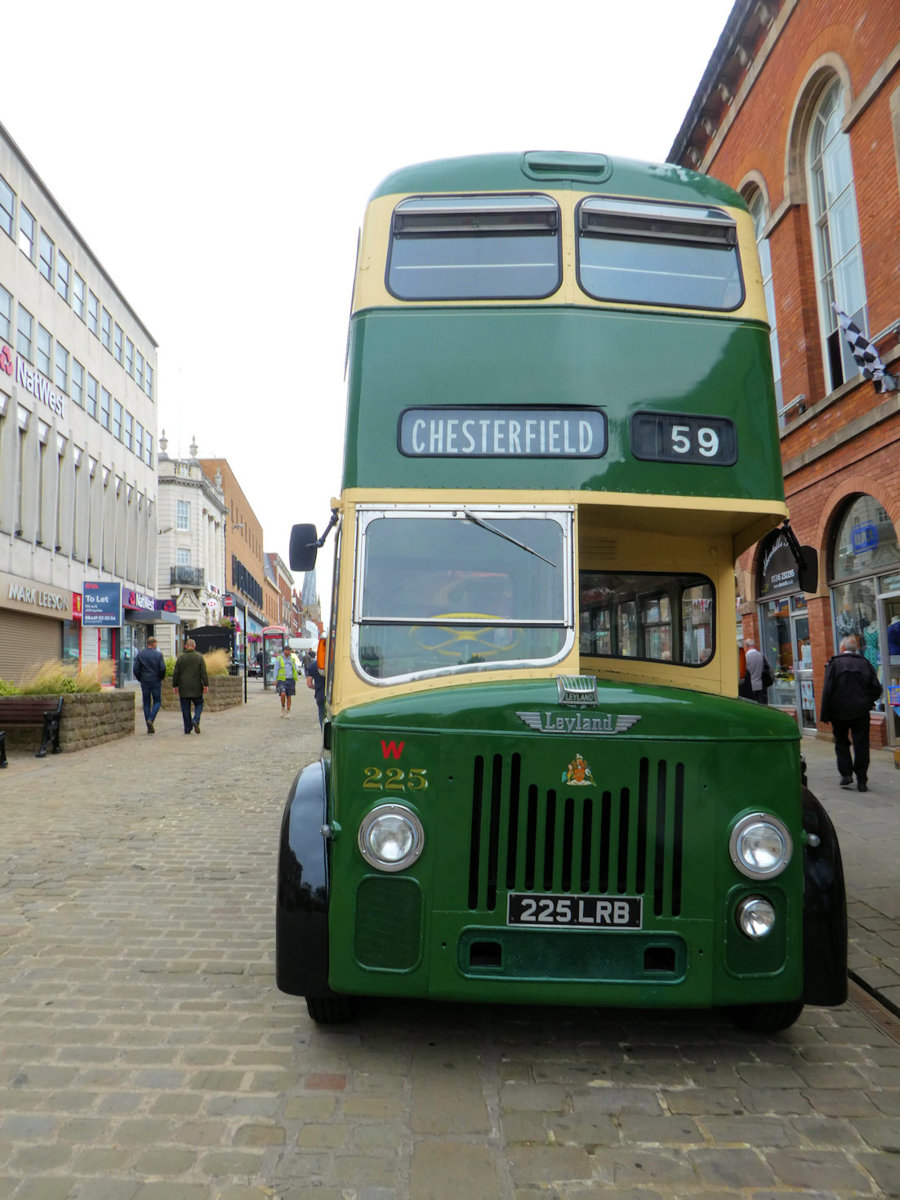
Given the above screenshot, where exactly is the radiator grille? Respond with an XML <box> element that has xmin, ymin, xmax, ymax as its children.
<box><xmin>467</xmin><ymin>753</ymin><xmax>684</xmax><ymax>918</ymax></box>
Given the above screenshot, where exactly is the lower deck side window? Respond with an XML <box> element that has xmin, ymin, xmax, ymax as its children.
<box><xmin>580</xmin><ymin>571</ymin><xmax>714</xmax><ymax>666</ymax></box>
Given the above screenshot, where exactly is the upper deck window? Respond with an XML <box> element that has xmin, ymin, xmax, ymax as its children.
<box><xmin>387</xmin><ymin>194</ymin><xmax>561</xmax><ymax>300</ymax></box>
<box><xmin>577</xmin><ymin>197</ymin><xmax>743</xmax><ymax>310</ymax></box>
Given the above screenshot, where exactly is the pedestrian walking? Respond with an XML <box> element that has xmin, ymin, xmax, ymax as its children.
<box><xmin>132</xmin><ymin>636</ymin><xmax>167</xmax><ymax>733</ymax></box>
<box><xmin>306</xmin><ymin>653</ymin><xmax>325</xmax><ymax>729</ymax></box>
<box><xmin>819</xmin><ymin>634</ymin><xmax>883</xmax><ymax>791</ymax></box>
<box><xmin>275</xmin><ymin>646</ymin><xmax>302</xmax><ymax>716</ymax></box>
<box><xmin>172</xmin><ymin>638</ymin><xmax>209</xmax><ymax>735</ymax></box>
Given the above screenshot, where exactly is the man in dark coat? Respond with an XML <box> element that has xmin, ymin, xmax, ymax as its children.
<box><xmin>132</xmin><ymin>636</ymin><xmax>167</xmax><ymax>733</ymax></box>
<box><xmin>819</xmin><ymin>635</ymin><xmax>883</xmax><ymax>792</ymax></box>
<box><xmin>305</xmin><ymin>656</ymin><xmax>325</xmax><ymax>729</ymax></box>
<box><xmin>172</xmin><ymin>638</ymin><xmax>209</xmax><ymax>735</ymax></box>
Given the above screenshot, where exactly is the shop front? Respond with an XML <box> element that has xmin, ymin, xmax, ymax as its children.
<box><xmin>757</xmin><ymin>530</ymin><xmax>816</xmax><ymax>731</ymax></box>
<box><xmin>0</xmin><ymin>570</ymin><xmax>72</xmax><ymax>683</ymax></box>
<box><xmin>828</xmin><ymin>495</ymin><xmax>900</xmax><ymax>748</ymax></box>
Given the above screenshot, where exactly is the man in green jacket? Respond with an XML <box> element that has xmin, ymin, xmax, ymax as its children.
<box><xmin>172</xmin><ymin>638</ymin><xmax>209</xmax><ymax>734</ymax></box>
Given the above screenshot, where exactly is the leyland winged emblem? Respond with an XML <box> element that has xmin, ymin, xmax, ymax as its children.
<box><xmin>516</xmin><ymin>711</ymin><xmax>642</xmax><ymax>735</ymax></box>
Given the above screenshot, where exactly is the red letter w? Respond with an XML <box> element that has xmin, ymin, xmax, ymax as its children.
<box><xmin>381</xmin><ymin>740</ymin><xmax>405</xmax><ymax>759</ymax></box>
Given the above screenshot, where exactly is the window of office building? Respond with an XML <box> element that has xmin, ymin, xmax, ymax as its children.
<box><xmin>144</xmin><ymin>432</ymin><xmax>153</xmax><ymax>467</ymax></box>
<box><xmin>88</xmin><ymin>292</ymin><xmax>99</xmax><ymax>335</ymax></box>
<box><xmin>37</xmin><ymin>325</ymin><xmax>51</xmax><ymax>376</ymax></box>
<box><xmin>0</xmin><ymin>175</ymin><xmax>14</xmax><ymax>239</ymax></box>
<box><xmin>807</xmin><ymin>78</ymin><xmax>868</xmax><ymax>393</ymax></box>
<box><xmin>135</xmin><ymin>421</ymin><xmax>143</xmax><ymax>461</ymax></box>
<box><xmin>55</xmin><ymin>343</ymin><xmax>69</xmax><ymax>392</ymax></box>
<box><xmin>124</xmin><ymin>411</ymin><xmax>133</xmax><ymax>450</ymax></box>
<box><xmin>18</xmin><ymin>204</ymin><xmax>34</xmax><ymax>260</ymax></box>
<box><xmin>57</xmin><ymin>253</ymin><xmax>71</xmax><ymax>303</ymax></box>
<box><xmin>177</xmin><ymin>547</ymin><xmax>191</xmax><ymax>567</ymax></box>
<box><xmin>17</xmin><ymin>305</ymin><xmax>33</xmax><ymax>361</ymax></box>
<box><xmin>746</xmin><ymin>188</ymin><xmax>783</xmax><ymax>414</ymax></box>
<box><xmin>86</xmin><ymin>374</ymin><xmax>98</xmax><ymax>419</ymax></box>
<box><xmin>100</xmin><ymin>387</ymin><xmax>111</xmax><ymax>430</ymax></box>
<box><xmin>101</xmin><ymin>308</ymin><xmax>112</xmax><ymax>351</ymax></box>
<box><xmin>145</xmin><ymin>363</ymin><xmax>153</xmax><ymax>399</ymax></box>
<box><xmin>73</xmin><ymin>272</ymin><xmax>85</xmax><ymax>320</ymax></box>
<box><xmin>71</xmin><ymin>359</ymin><xmax>84</xmax><ymax>407</ymax></box>
<box><xmin>136</xmin><ymin>351</ymin><xmax>144</xmax><ymax>388</ymax></box>
<box><xmin>125</xmin><ymin>338</ymin><xmax>134</xmax><ymax>375</ymax></box>
<box><xmin>0</xmin><ymin>283</ymin><xmax>11</xmax><ymax>342</ymax></box>
<box><xmin>113</xmin><ymin>399</ymin><xmax>123</xmax><ymax>440</ymax></box>
<box><xmin>176</xmin><ymin>500</ymin><xmax>191</xmax><ymax>531</ymax></box>
<box><xmin>39</xmin><ymin>231</ymin><xmax>54</xmax><ymax>283</ymax></box>
<box><xmin>114</xmin><ymin>323</ymin><xmax>123</xmax><ymax>364</ymax></box>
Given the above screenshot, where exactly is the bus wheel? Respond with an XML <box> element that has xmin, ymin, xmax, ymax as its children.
<box><xmin>729</xmin><ymin>1000</ymin><xmax>804</xmax><ymax>1033</ymax></box>
<box><xmin>305</xmin><ymin>994</ymin><xmax>356</xmax><ymax>1024</ymax></box>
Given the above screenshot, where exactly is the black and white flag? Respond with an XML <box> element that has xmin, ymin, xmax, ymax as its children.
<box><xmin>833</xmin><ymin>305</ymin><xmax>897</xmax><ymax>393</ymax></box>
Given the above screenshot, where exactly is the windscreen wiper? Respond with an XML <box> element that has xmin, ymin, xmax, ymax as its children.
<box><xmin>462</xmin><ymin>511</ymin><xmax>557</xmax><ymax>568</ymax></box>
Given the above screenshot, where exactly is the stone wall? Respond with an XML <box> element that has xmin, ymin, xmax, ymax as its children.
<box><xmin>158</xmin><ymin>675</ymin><xmax>243</xmax><ymax>713</ymax></box>
<box><xmin>1</xmin><ymin>692</ymin><xmax>136</xmax><ymax>754</ymax></box>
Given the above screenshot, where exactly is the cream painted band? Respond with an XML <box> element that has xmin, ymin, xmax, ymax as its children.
<box><xmin>353</xmin><ymin>190</ymin><xmax>768</xmax><ymax>324</ymax></box>
<box><xmin>325</xmin><ymin>489</ymin><xmax>784</xmax><ymax>714</ymax></box>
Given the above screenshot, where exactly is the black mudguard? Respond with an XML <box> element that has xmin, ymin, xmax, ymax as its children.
<box><xmin>275</xmin><ymin>759</ymin><xmax>330</xmax><ymax>996</ymax></box>
<box><xmin>801</xmin><ymin>786</ymin><xmax>848</xmax><ymax>1006</ymax></box>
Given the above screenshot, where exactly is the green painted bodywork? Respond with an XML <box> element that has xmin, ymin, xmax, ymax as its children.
<box><xmin>368</xmin><ymin>152</ymin><xmax>746</xmax><ymax>209</ymax></box>
<box><xmin>343</xmin><ymin>307</ymin><xmax>783</xmax><ymax>499</ymax></box>
<box><xmin>324</xmin><ymin>678</ymin><xmax>805</xmax><ymax>1008</ymax></box>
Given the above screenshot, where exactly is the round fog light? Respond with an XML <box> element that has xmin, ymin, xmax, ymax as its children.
<box><xmin>736</xmin><ymin>895</ymin><xmax>776</xmax><ymax>939</ymax></box>
<box><xmin>358</xmin><ymin>805</ymin><xmax>424</xmax><ymax>873</ymax></box>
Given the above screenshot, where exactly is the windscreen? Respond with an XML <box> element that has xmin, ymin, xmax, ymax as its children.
<box><xmin>355</xmin><ymin>508</ymin><xmax>571</xmax><ymax>681</ymax></box>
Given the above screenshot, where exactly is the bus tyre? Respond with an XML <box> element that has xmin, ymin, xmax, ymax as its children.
<box><xmin>729</xmin><ymin>1000</ymin><xmax>804</xmax><ymax>1033</ymax></box>
<box><xmin>305</xmin><ymin>993</ymin><xmax>356</xmax><ymax>1024</ymax></box>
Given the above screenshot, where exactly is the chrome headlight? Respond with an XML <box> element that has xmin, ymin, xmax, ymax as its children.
<box><xmin>736</xmin><ymin>895</ymin><xmax>776</xmax><ymax>939</ymax></box>
<box><xmin>358</xmin><ymin>805</ymin><xmax>424</xmax><ymax>873</ymax></box>
<box><xmin>729</xmin><ymin>813</ymin><xmax>792</xmax><ymax>879</ymax></box>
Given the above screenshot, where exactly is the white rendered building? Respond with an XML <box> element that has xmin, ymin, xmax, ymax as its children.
<box><xmin>155</xmin><ymin>434</ymin><xmax>228</xmax><ymax>659</ymax></box>
<box><xmin>0</xmin><ymin>121</ymin><xmax>160</xmax><ymax>683</ymax></box>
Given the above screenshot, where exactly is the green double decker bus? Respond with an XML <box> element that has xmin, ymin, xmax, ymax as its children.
<box><xmin>277</xmin><ymin>151</ymin><xmax>847</xmax><ymax>1030</ymax></box>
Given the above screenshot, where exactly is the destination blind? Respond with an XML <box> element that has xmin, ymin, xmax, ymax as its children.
<box><xmin>398</xmin><ymin>406</ymin><xmax>607</xmax><ymax>459</ymax></box>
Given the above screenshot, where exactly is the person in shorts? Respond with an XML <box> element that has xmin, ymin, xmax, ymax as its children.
<box><xmin>275</xmin><ymin>646</ymin><xmax>301</xmax><ymax>716</ymax></box>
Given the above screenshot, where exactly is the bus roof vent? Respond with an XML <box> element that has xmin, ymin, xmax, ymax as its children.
<box><xmin>557</xmin><ymin>675</ymin><xmax>599</xmax><ymax>706</ymax></box>
<box><xmin>522</xmin><ymin>151</ymin><xmax>612</xmax><ymax>184</ymax></box>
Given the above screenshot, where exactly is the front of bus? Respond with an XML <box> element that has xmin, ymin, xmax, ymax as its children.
<box><xmin>276</xmin><ymin>152</ymin><xmax>846</xmax><ymax>1028</ymax></box>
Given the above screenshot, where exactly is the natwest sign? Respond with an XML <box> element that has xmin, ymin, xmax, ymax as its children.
<box><xmin>1</xmin><ymin>342</ymin><xmax>67</xmax><ymax>420</ymax></box>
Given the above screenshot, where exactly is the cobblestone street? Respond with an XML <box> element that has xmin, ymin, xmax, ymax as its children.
<box><xmin>1</xmin><ymin>683</ymin><xmax>899</xmax><ymax>1199</ymax></box>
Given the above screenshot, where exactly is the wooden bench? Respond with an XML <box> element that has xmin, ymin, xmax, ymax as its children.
<box><xmin>0</xmin><ymin>696</ymin><xmax>63</xmax><ymax>766</ymax></box>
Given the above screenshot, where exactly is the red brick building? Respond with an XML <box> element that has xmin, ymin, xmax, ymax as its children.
<box><xmin>670</xmin><ymin>0</ymin><xmax>900</xmax><ymax>748</ymax></box>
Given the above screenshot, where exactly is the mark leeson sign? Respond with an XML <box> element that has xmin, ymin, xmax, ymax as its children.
<box><xmin>399</xmin><ymin>407</ymin><xmax>607</xmax><ymax>459</ymax></box>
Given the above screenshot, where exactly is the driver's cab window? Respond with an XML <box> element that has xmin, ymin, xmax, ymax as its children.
<box><xmin>354</xmin><ymin>506</ymin><xmax>573</xmax><ymax>682</ymax></box>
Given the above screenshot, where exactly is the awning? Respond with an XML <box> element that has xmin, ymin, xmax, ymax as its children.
<box><xmin>125</xmin><ymin>609</ymin><xmax>180</xmax><ymax>625</ymax></box>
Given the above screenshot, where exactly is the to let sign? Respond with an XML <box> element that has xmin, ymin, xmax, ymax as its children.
<box><xmin>82</xmin><ymin>582</ymin><xmax>122</xmax><ymax>627</ymax></box>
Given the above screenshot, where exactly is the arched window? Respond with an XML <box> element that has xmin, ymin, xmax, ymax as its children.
<box><xmin>806</xmin><ymin>78</ymin><xmax>867</xmax><ymax>393</ymax></box>
<box><xmin>830</xmin><ymin>495</ymin><xmax>900</xmax><ymax>667</ymax></box>
<box><xmin>746</xmin><ymin>189</ymin><xmax>783</xmax><ymax>415</ymax></box>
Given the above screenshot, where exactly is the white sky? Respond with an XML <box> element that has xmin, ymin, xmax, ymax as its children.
<box><xmin>2</xmin><ymin>0</ymin><xmax>734</xmax><ymax>606</ymax></box>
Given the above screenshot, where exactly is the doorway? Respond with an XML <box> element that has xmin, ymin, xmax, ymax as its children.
<box><xmin>878</xmin><ymin>593</ymin><xmax>900</xmax><ymax>748</ymax></box>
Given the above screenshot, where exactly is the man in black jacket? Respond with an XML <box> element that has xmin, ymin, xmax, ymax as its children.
<box><xmin>819</xmin><ymin>635</ymin><xmax>883</xmax><ymax>792</ymax></box>
<box><xmin>133</xmin><ymin>636</ymin><xmax>167</xmax><ymax>733</ymax></box>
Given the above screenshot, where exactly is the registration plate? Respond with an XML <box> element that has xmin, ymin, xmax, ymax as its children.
<box><xmin>507</xmin><ymin>893</ymin><xmax>642</xmax><ymax>929</ymax></box>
